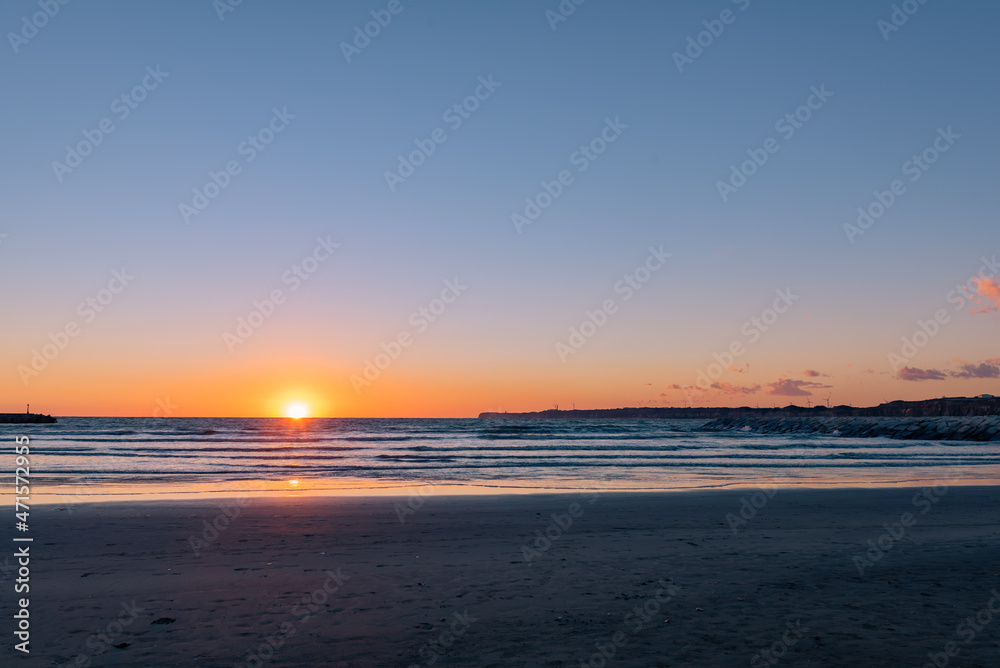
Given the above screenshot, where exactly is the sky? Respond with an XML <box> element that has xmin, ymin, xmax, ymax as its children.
<box><xmin>1</xmin><ymin>0</ymin><xmax>998</xmax><ymax>418</ymax></box>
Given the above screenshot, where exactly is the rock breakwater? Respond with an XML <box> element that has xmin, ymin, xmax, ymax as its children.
<box><xmin>702</xmin><ymin>416</ymin><xmax>1000</xmax><ymax>441</ymax></box>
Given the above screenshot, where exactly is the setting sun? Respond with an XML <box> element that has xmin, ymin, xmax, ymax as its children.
<box><xmin>285</xmin><ymin>403</ymin><xmax>309</xmax><ymax>419</ymax></box>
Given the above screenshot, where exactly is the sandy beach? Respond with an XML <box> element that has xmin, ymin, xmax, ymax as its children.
<box><xmin>6</xmin><ymin>487</ymin><xmax>1000</xmax><ymax>667</ymax></box>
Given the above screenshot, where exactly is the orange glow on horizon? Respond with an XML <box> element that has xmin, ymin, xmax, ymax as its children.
<box><xmin>6</xmin><ymin>354</ymin><xmax>998</xmax><ymax>418</ymax></box>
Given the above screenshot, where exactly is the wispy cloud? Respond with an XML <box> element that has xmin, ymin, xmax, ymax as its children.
<box><xmin>710</xmin><ymin>381</ymin><xmax>761</xmax><ymax>395</ymax></box>
<box><xmin>766</xmin><ymin>378</ymin><xmax>832</xmax><ymax>396</ymax></box>
<box><xmin>897</xmin><ymin>366</ymin><xmax>947</xmax><ymax>381</ymax></box>
<box><xmin>664</xmin><ymin>381</ymin><xmax>760</xmax><ymax>397</ymax></box>
<box><xmin>802</xmin><ymin>369</ymin><xmax>828</xmax><ymax>377</ymax></box>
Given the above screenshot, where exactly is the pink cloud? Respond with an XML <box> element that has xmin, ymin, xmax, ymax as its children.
<box><xmin>897</xmin><ymin>366</ymin><xmax>947</xmax><ymax>381</ymax></box>
<box><xmin>971</xmin><ymin>277</ymin><xmax>1000</xmax><ymax>314</ymax></box>
<box><xmin>766</xmin><ymin>379</ymin><xmax>832</xmax><ymax>396</ymax></box>
<box><xmin>802</xmin><ymin>369</ymin><xmax>829</xmax><ymax>378</ymax></box>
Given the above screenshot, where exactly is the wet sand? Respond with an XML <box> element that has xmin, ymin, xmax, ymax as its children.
<box><xmin>5</xmin><ymin>486</ymin><xmax>1000</xmax><ymax>667</ymax></box>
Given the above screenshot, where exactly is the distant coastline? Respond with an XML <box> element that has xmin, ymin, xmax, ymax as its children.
<box><xmin>479</xmin><ymin>395</ymin><xmax>999</xmax><ymax>419</ymax></box>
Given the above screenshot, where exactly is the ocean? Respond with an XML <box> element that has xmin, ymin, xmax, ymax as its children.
<box><xmin>6</xmin><ymin>417</ymin><xmax>1000</xmax><ymax>502</ymax></box>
